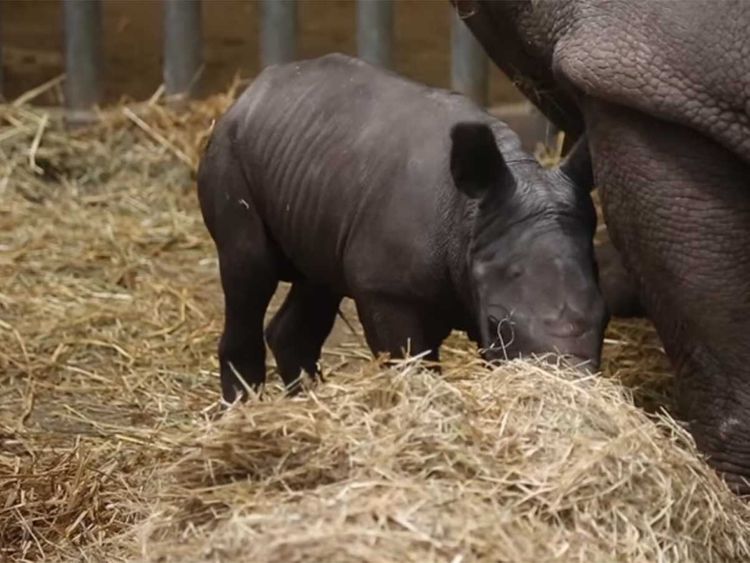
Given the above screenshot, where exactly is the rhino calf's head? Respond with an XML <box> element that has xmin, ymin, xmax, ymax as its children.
<box><xmin>450</xmin><ymin>123</ymin><xmax>607</xmax><ymax>369</ymax></box>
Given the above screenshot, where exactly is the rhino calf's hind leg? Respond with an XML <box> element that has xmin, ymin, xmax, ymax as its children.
<box><xmin>197</xmin><ymin>127</ymin><xmax>279</xmax><ymax>403</ymax></box>
<box><xmin>217</xmin><ymin>238</ymin><xmax>279</xmax><ymax>403</ymax></box>
<box><xmin>265</xmin><ymin>282</ymin><xmax>342</xmax><ymax>391</ymax></box>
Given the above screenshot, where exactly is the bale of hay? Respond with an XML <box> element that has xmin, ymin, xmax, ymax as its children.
<box><xmin>134</xmin><ymin>357</ymin><xmax>750</xmax><ymax>563</ymax></box>
<box><xmin>0</xmin><ymin>92</ymin><xmax>748</xmax><ymax>562</ymax></box>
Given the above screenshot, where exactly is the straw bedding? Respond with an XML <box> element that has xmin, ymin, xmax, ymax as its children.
<box><xmin>1</xmin><ymin>89</ymin><xmax>749</xmax><ymax>562</ymax></box>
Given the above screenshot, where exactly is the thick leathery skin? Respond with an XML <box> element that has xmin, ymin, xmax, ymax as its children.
<box><xmin>454</xmin><ymin>0</ymin><xmax>750</xmax><ymax>493</ymax></box>
<box><xmin>587</xmin><ymin>99</ymin><xmax>750</xmax><ymax>494</ymax></box>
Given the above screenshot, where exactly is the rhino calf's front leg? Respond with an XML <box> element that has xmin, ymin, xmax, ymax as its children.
<box><xmin>354</xmin><ymin>295</ymin><xmax>450</xmax><ymax>365</ymax></box>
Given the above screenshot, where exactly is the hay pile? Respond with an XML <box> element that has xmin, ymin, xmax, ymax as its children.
<box><xmin>1</xmin><ymin>89</ymin><xmax>749</xmax><ymax>562</ymax></box>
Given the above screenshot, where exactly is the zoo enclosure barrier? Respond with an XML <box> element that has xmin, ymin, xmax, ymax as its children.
<box><xmin>1</xmin><ymin>0</ymin><xmax>555</xmax><ymax>148</ymax></box>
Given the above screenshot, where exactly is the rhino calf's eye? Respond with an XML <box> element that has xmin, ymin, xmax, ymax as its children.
<box><xmin>507</xmin><ymin>265</ymin><xmax>522</xmax><ymax>279</ymax></box>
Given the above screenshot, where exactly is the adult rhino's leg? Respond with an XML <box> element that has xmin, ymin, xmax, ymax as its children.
<box><xmin>585</xmin><ymin>99</ymin><xmax>750</xmax><ymax>493</ymax></box>
<box><xmin>594</xmin><ymin>238</ymin><xmax>645</xmax><ymax>319</ymax></box>
<box><xmin>265</xmin><ymin>282</ymin><xmax>342</xmax><ymax>392</ymax></box>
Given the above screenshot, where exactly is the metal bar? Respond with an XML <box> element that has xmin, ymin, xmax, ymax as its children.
<box><xmin>63</xmin><ymin>0</ymin><xmax>103</xmax><ymax>120</ymax></box>
<box><xmin>0</xmin><ymin>0</ymin><xmax>4</xmax><ymax>101</ymax></box>
<box><xmin>451</xmin><ymin>9</ymin><xmax>488</xmax><ymax>106</ymax></box>
<box><xmin>261</xmin><ymin>0</ymin><xmax>296</xmax><ymax>67</ymax></box>
<box><xmin>356</xmin><ymin>0</ymin><xmax>393</xmax><ymax>68</ymax></box>
<box><xmin>164</xmin><ymin>0</ymin><xmax>203</xmax><ymax>99</ymax></box>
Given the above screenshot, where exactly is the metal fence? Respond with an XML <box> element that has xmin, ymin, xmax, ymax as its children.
<box><xmin>1</xmin><ymin>0</ymin><xmax>554</xmax><ymax>148</ymax></box>
<box><xmin>2</xmin><ymin>1</ymin><xmax>488</xmax><ymax>114</ymax></box>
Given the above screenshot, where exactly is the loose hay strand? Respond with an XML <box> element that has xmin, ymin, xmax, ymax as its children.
<box><xmin>0</xmin><ymin>91</ymin><xmax>749</xmax><ymax>562</ymax></box>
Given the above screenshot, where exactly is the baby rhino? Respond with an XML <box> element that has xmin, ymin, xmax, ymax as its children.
<box><xmin>198</xmin><ymin>54</ymin><xmax>607</xmax><ymax>402</ymax></box>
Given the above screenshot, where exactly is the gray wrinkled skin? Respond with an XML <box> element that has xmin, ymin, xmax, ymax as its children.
<box><xmin>197</xmin><ymin>54</ymin><xmax>605</xmax><ymax>404</ymax></box>
<box><xmin>456</xmin><ymin>0</ymin><xmax>750</xmax><ymax>494</ymax></box>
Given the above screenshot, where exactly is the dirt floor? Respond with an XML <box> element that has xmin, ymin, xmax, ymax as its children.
<box><xmin>2</xmin><ymin>0</ymin><xmax>524</xmax><ymax>106</ymax></box>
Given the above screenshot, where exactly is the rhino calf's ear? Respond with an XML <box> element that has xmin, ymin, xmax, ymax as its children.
<box><xmin>450</xmin><ymin>122</ymin><xmax>509</xmax><ymax>199</ymax></box>
<box><xmin>558</xmin><ymin>135</ymin><xmax>594</xmax><ymax>192</ymax></box>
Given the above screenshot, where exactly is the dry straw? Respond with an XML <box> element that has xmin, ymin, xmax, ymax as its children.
<box><xmin>0</xmin><ymin>84</ymin><xmax>748</xmax><ymax>562</ymax></box>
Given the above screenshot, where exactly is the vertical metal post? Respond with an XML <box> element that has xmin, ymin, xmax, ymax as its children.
<box><xmin>63</xmin><ymin>0</ymin><xmax>103</xmax><ymax>121</ymax></box>
<box><xmin>164</xmin><ymin>0</ymin><xmax>202</xmax><ymax>100</ymax></box>
<box><xmin>0</xmin><ymin>0</ymin><xmax>4</xmax><ymax>101</ymax></box>
<box><xmin>261</xmin><ymin>0</ymin><xmax>296</xmax><ymax>67</ymax></box>
<box><xmin>357</xmin><ymin>0</ymin><xmax>393</xmax><ymax>68</ymax></box>
<box><xmin>451</xmin><ymin>9</ymin><xmax>488</xmax><ymax>106</ymax></box>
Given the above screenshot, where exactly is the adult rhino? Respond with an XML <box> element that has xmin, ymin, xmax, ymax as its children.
<box><xmin>452</xmin><ymin>0</ymin><xmax>750</xmax><ymax>494</ymax></box>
